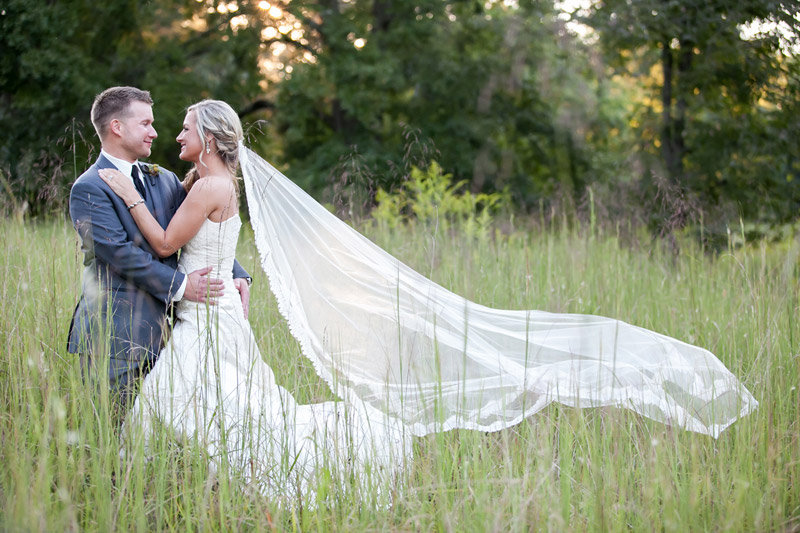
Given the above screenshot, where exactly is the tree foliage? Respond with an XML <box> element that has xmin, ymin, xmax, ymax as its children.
<box><xmin>580</xmin><ymin>0</ymin><xmax>800</xmax><ymax>228</ymax></box>
<box><xmin>0</xmin><ymin>0</ymin><xmax>266</xmax><ymax>216</ymax></box>
<box><xmin>267</xmin><ymin>0</ymin><xmax>617</xmax><ymax>210</ymax></box>
<box><xmin>1</xmin><ymin>0</ymin><xmax>798</xmax><ymax>234</ymax></box>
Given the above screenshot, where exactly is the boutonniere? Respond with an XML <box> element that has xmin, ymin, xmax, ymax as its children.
<box><xmin>141</xmin><ymin>163</ymin><xmax>160</xmax><ymax>177</ymax></box>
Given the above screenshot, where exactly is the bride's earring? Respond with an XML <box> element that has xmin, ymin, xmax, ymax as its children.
<box><xmin>206</xmin><ymin>145</ymin><xmax>211</xmax><ymax>154</ymax></box>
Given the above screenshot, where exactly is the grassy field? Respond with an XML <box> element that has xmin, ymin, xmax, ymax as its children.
<box><xmin>0</xmin><ymin>214</ymin><xmax>797</xmax><ymax>531</ymax></box>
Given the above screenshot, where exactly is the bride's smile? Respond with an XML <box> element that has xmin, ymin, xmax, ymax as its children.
<box><xmin>176</xmin><ymin>110</ymin><xmax>204</xmax><ymax>162</ymax></box>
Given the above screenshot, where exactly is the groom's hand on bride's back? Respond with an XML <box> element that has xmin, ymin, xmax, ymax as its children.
<box><xmin>184</xmin><ymin>266</ymin><xmax>225</xmax><ymax>303</ymax></box>
<box><xmin>233</xmin><ymin>278</ymin><xmax>250</xmax><ymax>319</ymax></box>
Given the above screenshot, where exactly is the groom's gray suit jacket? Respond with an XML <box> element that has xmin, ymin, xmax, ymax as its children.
<box><xmin>67</xmin><ymin>154</ymin><xmax>248</xmax><ymax>392</ymax></box>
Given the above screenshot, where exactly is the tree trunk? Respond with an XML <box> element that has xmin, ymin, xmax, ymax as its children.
<box><xmin>661</xmin><ymin>41</ymin><xmax>679</xmax><ymax>182</ymax></box>
<box><xmin>674</xmin><ymin>41</ymin><xmax>693</xmax><ymax>181</ymax></box>
<box><xmin>372</xmin><ymin>0</ymin><xmax>392</xmax><ymax>34</ymax></box>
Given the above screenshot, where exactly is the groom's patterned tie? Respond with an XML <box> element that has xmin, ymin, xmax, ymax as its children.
<box><xmin>132</xmin><ymin>165</ymin><xmax>147</xmax><ymax>201</ymax></box>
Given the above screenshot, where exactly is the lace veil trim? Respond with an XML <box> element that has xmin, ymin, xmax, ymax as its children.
<box><xmin>239</xmin><ymin>145</ymin><xmax>757</xmax><ymax>438</ymax></box>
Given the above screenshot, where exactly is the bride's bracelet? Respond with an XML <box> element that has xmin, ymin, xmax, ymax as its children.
<box><xmin>127</xmin><ymin>199</ymin><xmax>145</xmax><ymax>210</ymax></box>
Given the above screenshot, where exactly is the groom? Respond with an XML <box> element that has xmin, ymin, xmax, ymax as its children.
<box><xmin>67</xmin><ymin>86</ymin><xmax>251</xmax><ymax>415</ymax></box>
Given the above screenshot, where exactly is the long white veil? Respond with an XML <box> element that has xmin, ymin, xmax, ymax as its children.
<box><xmin>239</xmin><ymin>145</ymin><xmax>757</xmax><ymax>438</ymax></box>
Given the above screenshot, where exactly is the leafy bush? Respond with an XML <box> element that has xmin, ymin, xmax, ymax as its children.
<box><xmin>371</xmin><ymin>161</ymin><xmax>509</xmax><ymax>239</ymax></box>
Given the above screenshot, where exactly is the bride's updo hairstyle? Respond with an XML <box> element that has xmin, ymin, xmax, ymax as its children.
<box><xmin>183</xmin><ymin>99</ymin><xmax>244</xmax><ymax>192</ymax></box>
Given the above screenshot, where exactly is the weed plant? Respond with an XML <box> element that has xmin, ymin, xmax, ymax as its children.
<box><xmin>0</xmin><ymin>213</ymin><xmax>798</xmax><ymax>531</ymax></box>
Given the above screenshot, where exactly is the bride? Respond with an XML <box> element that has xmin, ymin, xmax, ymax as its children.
<box><xmin>100</xmin><ymin>100</ymin><xmax>410</xmax><ymax>500</ymax></box>
<box><xmin>100</xmin><ymin>99</ymin><xmax>757</xmax><ymax>500</ymax></box>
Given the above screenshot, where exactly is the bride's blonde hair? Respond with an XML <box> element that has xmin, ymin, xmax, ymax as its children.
<box><xmin>183</xmin><ymin>99</ymin><xmax>244</xmax><ymax>192</ymax></box>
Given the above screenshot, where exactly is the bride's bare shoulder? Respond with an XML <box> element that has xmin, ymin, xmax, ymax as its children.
<box><xmin>187</xmin><ymin>175</ymin><xmax>236</xmax><ymax>196</ymax></box>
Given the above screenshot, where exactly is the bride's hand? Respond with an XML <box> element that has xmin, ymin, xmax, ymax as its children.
<box><xmin>99</xmin><ymin>168</ymin><xmax>141</xmax><ymax>204</ymax></box>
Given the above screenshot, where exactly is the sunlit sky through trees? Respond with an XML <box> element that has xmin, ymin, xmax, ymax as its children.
<box><xmin>555</xmin><ymin>0</ymin><xmax>799</xmax><ymax>54</ymax></box>
<box><xmin>199</xmin><ymin>0</ymin><xmax>795</xmax><ymax>90</ymax></box>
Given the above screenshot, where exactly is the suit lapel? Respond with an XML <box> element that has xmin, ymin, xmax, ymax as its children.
<box><xmin>139</xmin><ymin>164</ymin><xmax>169</xmax><ymax>227</ymax></box>
<box><xmin>95</xmin><ymin>154</ymin><xmax>116</xmax><ymax>172</ymax></box>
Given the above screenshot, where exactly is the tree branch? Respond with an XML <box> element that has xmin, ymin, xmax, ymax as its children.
<box><xmin>238</xmin><ymin>99</ymin><xmax>275</xmax><ymax>118</ymax></box>
<box><xmin>263</xmin><ymin>35</ymin><xmax>317</xmax><ymax>55</ymax></box>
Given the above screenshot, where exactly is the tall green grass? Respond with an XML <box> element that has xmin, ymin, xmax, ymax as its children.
<box><xmin>1</xmin><ymin>215</ymin><xmax>797</xmax><ymax>531</ymax></box>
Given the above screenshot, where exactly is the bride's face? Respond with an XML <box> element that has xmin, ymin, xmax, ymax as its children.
<box><xmin>176</xmin><ymin>111</ymin><xmax>203</xmax><ymax>162</ymax></box>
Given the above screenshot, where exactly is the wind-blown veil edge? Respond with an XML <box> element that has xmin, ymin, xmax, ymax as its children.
<box><xmin>238</xmin><ymin>144</ymin><xmax>758</xmax><ymax>438</ymax></box>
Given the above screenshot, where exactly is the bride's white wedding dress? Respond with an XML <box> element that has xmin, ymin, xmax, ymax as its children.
<box><xmin>128</xmin><ymin>145</ymin><xmax>756</xmax><ymax>501</ymax></box>
<box><xmin>127</xmin><ymin>215</ymin><xmax>411</xmax><ymax>499</ymax></box>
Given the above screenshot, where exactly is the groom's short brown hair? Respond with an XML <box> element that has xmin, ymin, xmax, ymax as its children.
<box><xmin>91</xmin><ymin>86</ymin><xmax>153</xmax><ymax>140</ymax></box>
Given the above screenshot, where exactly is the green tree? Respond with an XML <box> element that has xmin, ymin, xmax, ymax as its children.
<box><xmin>0</xmin><ymin>0</ymin><xmax>266</xmax><ymax>216</ymax></box>
<box><xmin>580</xmin><ymin>0</ymin><xmax>800</xmax><ymax>228</ymax></box>
<box><xmin>266</xmin><ymin>0</ymin><xmax>616</xmax><ymax>211</ymax></box>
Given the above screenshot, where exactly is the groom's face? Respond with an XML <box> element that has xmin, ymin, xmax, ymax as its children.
<box><xmin>116</xmin><ymin>100</ymin><xmax>158</xmax><ymax>161</ymax></box>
